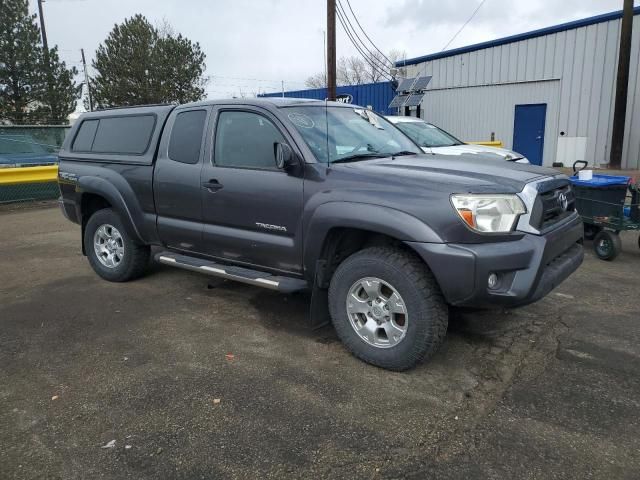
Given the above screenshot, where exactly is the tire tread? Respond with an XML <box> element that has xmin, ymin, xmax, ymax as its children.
<box><xmin>84</xmin><ymin>208</ymin><xmax>150</xmax><ymax>282</ymax></box>
<box><xmin>328</xmin><ymin>246</ymin><xmax>448</xmax><ymax>371</ymax></box>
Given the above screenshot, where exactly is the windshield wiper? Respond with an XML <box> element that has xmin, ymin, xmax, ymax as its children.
<box><xmin>391</xmin><ymin>150</ymin><xmax>419</xmax><ymax>158</ymax></box>
<box><xmin>331</xmin><ymin>153</ymin><xmax>386</xmax><ymax>164</ymax></box>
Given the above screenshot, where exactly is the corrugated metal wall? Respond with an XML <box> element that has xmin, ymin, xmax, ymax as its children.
<box><xmin>404</xmin><ymin>14</ymin><xmax>640</xmax><ymax>168</ymax></box>
<box><xmin>422</xmin><ymin>80</ymin><xmax>560</xmax><ymax>163</ymax></box>
<box><xmin>259</xmin><ymin>81</ymin><xmax>396</xmax><ymax>115</ymax></box>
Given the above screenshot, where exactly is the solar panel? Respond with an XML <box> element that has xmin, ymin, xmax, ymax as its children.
<box><xmin>388</xmin><ymin>94</ymin><xmax>409</xmax><ymax>108</ymax></box>
<box><xmin>412</xmin><ymin>75</ymin><xmax>432</xmax><ymax>91</ymax></box>
<box><xmin>404</xmin><ymin>93</ymin><xmax>425</xmax><ymax>107</ymax></box>
<box><xmin>395</xmin><ymin>77</ymin><xmax>416</xmax><ymax>93</ymax></box>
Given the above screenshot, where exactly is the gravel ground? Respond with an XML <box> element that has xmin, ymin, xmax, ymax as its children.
<box><xmin>1</xmin><ymin>205</ymin><xmax>639</xmax><ymax>479</ymax></box>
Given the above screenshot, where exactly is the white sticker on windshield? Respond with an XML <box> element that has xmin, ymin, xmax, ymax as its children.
<box><xmin>288</xmin><ymin>113</ymin><xmax>315</xmax><ymax>129</ymax></box>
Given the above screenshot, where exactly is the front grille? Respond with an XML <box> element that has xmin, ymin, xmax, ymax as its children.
<box><xmin>530</xmin><ymin>181</ymin><xmax>576</xmax><ymax>231</ymax></box>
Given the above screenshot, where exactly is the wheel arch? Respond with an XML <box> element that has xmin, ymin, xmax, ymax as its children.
<box><xmin>77</xmin><ymin>176</ymin><xmax>145</xmax><ymax>254</ymax></box>
<box><xmin>304</xmin><ymin>202</ymin><xmax>444</xmax><ymax>287</ymax></box>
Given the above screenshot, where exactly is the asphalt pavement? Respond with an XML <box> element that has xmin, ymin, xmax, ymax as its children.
<box><xmin>1</xmin><ymin>205</ymin><xmax>639</xmax><ymax>479</ymax></box>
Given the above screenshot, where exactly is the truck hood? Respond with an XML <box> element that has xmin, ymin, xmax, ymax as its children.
<box><xmin>428</xmin><ymin>144</ymin><xmax>528</xmax><ymax>163</ymax></box>
<box><xmin>336</xmin><ymin>154</ymin><xmax>559</xmax><ymax>193</ymax></box>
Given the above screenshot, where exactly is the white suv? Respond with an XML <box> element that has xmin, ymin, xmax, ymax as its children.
<box><xmin>386</xmin><ymin>116</ymin><xmax>529</xmax><ymax>164</ymax></box>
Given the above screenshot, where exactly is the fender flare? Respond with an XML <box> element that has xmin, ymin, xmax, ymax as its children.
<box><xmin>76</xmin><ymin>176</ymin><xmax>145</xmax><ymax>244</ymax></box>
<box><xmin>303</xmin><ymin>201</ymin><xmax>443</xmax><ymax>278</ymax></box>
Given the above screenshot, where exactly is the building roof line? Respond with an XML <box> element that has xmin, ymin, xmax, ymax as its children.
<box><xmin>397</xmin><ymin>6</ymin><xmax>640</xmax><ymax>67</ymax></box>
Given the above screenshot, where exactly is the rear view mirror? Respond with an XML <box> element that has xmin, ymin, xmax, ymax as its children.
<box><xmin>274</xmin><ymin>142</ymin><xmax>296</xmax><ymax>170</ymax></box>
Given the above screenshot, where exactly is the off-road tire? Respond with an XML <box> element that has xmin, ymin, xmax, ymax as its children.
<box><xmin>328</xmin><ymin>246</ymin><xmax>448</xmax><ymax>371</ymax></box>
<box><xmin>84</xmin><ymin>208</ymin><xmax>150</xmax><ymax>282</ymax></box>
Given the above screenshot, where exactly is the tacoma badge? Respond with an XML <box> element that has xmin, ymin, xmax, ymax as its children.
<box><xmin>256</xmin><ymin>222</ymin><xmax>287</xmax><ymax>232</ymax></box>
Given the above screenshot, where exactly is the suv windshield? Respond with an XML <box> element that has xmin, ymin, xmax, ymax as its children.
<box><xmin>393</xmin><ymin>121</ymin><xmax>463</xmax><ymax>148</ymax></box>
<box><xmin>284</xmin><ymin>106</ymin><xmax>421</xmax><ymax>163</ymax></box>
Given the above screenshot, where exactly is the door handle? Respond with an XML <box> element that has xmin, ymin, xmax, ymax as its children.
<box><xmin>202</xmin><ymin>179</ymin><xmax>223</xmax><ymax>192</ymax></box>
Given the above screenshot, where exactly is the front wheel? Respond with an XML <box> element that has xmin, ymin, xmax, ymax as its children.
<box><xmin>328</xmin><ymin>247</ymin><xmax>448</xmax><ymax>371</ymax></box>
<box><xmin>84</xmin><ymin>208</ymin><xmax>150</xmax><ymax>282</ymax></box>
<box><xmin>593</xmin><ymin>230</ymin><xmax>621</xmax><ymax>261</ymax></box>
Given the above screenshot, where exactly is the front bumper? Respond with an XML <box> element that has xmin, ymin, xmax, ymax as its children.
<box><xmin>407</xmin><ymin>214</ymin><xmax>584</xmax><ymax>308</ymax></box>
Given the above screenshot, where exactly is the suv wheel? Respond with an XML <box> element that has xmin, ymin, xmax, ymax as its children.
<box><xmin>328</xmin><ymin>246</ymin><xmax>448</xmax><ymax>371</ymax></box>
<box><xmin>84</xmin><ymin>208</ymin><xmax>150</xmax><ymax>282</ymax></box>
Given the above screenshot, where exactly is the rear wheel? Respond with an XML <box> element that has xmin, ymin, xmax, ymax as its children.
<box><xmin>84</xmin><ymin>208</ymin><xmax>150</xmax><ymax>281</ymax></box>
<box><xmin>593</xmin><ymin>230</ymin><xmax>621</xmax><ymax>261</ymax></box>
<box><xmin>328</xmin><ymin>246</ymin><xmax>448</xmax><ymax>371</ymax></box>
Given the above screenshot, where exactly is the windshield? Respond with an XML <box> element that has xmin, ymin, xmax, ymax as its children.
<box><xmin>284</xmin><ymin>106</ymin><xmax>421</xmax><ymax>163</ymax></box>
<box><xmin>394</xmin><ymin>121</ymin><xmax>463</xmax><ymax>148</ymax></box>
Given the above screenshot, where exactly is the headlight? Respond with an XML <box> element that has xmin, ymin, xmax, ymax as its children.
<box><xmin>451</xmin><ymin>194</ymin><xmax>526</xmax><ymax>233</ymax></box>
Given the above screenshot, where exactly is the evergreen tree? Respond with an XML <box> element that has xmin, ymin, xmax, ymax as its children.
<box><xmin>0</xmin><ymin>0</ymin><xmax>79</xmax><ymax>124</ymax></box>
<box><xmin>0</xmin><ymin>0</ymin><xmax>46</xmax><ymax>123</ymax></box>
<box><xmin>92</xmin><ymin>15</ymin><xmax>207</xmax><ymax>108</ymax></box>
<box><xmin>38</xmin><ymin>47</ymin><xmax>82</xmax><ymax>124</ymax></box>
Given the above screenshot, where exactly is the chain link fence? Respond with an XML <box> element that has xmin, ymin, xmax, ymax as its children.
<box><xmin>0</xmin><ymin>125</ymin><xmax>69</xmax><ymax>204</ymax></box>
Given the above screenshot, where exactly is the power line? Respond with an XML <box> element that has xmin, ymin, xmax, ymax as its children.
<box><xmin>336</xmin><ymin>0</ymin><xmax>391</xmax><ymax>75</ymax></box>
<box><xmin>336</xmin><ymin>9</ymin><xmax>391</xmax><ymax>81</ymax></box>
<box><xmin>342</xmin><ymin>0</ymin><xmax>392</xmax><ymax>65</ymax></box>
<box><xmin>335</xmin><ymin>5</ymin><xmax>392</xmax><ymax>81</ymax></box>
<box><xmin>441</xmin><ymin>0</ymin><xmax>488</xmax><ymax>51</ymax></box>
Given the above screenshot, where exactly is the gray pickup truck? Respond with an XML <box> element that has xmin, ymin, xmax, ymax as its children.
<box><xmin>58</xmin><ymin>99</ymin><xmax>583</xmax><ymax>370</ymax></box>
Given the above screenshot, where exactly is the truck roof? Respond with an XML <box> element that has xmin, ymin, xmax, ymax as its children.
<box><xmin>85</xmin><ymin>97</ymin><xmax>352</xmax><ymax>116</ymax></box>
<box><xmin>186</xmin><ymin>97</ymin><xmax>353</xmax><ymax>109</ymax></box>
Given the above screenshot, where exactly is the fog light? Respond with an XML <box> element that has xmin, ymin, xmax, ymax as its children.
<box><xmin>487</xmin><ymin>273</ymin><xmax>499</xmax><ymax>289</ymax></box>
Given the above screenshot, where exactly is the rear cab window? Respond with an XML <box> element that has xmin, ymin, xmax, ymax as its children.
<box><xmin>71</xmin><ymin>115</ymin><xmax>156</xmax><ymax>155</ymax></box>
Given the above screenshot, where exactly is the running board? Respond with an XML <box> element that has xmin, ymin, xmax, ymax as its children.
<box><xmin>155</xmin><ymin>252</ymin><xmax>308</xmax><ymax>293</ymax></box>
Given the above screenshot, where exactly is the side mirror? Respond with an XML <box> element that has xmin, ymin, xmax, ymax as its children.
<box><xmin>274</xmin><ymin>142</ymin><xmax>297</xmax><ymax>170</ymax></box>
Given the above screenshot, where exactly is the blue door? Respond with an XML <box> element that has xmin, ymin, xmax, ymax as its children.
<box><xmin>513</xmin><ymin>104</ymin><xmax>546</xmax><ymax>166</ymax></box>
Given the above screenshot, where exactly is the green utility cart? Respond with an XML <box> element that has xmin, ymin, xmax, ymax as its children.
<box><xmin>570</xmin><ymin>163</ymin><xmax>640</xmax><ymax>261</ymax></box>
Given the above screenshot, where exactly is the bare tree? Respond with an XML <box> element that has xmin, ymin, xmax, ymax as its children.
<box><xmin>305</xmin><ymin>50</ymin><xmax>407</xmax><ymax>88</ymax></box>
<box><xmin>388</xmin><ymin>49</ymin><xmax>408</xmax><ymax>79</ymax></box>
<box><xmin>305</xmin><ymin>72</ymin><xmax>326</xmax><ymax>88</ymax></box>
<box><xmin>338</xmin><ymin>56</ymin><xmax>368</xmax><ymax>85</ymax></box>
<box><xmin>361</xmin><ymin>51</ymin><xmax>390</xmax><ymax>83</ymax></box>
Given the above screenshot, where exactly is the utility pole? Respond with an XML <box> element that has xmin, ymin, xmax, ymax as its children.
<box><xmin>609</xmin><ymin>0</ymin><xmax>634</xmax><ymax>168</ymax></box>
<box><xmin>327</xmin><ymin>0</ymin><xmax>337</xmax><ymax>100</ymax></box>
<box><xmin>81</xmin><ymin>49</ymin><xmax>94</xmax><ymax>111</ymax></box>
<box><xmin>37</xmin><ymin>0</ymin><xmax>54</xmax><ymax>121</ymax></box>
<box><xmin>281</xmin><ymin>80</ymin><xmax>285</xmax><ymax>98</ymax></box>
<box><xmin>37</xmin><ymin>0</ymin><xmax>49</xmax><ymax>62</ymax></box>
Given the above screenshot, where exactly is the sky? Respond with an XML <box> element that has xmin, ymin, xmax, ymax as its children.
<box><xmin>30</xmin><ymin>0</ymin><xmax>635</xmax><ymax>103</ymax></box>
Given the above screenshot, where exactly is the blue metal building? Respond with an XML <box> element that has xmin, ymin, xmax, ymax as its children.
<box><xmin>259</xmin><ymin>81</ymin><xmax>396</xmax><ymax>116</ymax></box>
